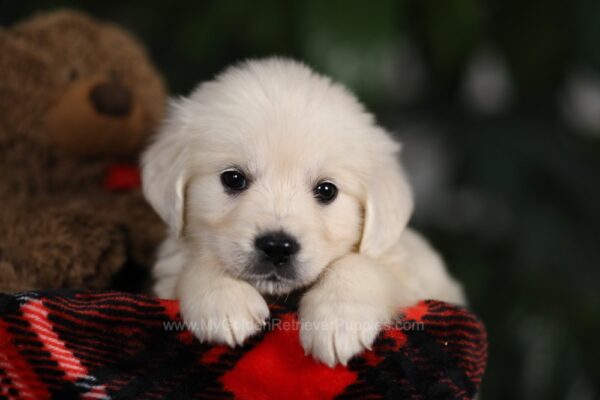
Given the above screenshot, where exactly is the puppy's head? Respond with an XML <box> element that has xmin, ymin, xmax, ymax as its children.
<box><xmin>143</xmin><ymin>58</ymin><xmax>413</xmax><ymax>294</ymax></box>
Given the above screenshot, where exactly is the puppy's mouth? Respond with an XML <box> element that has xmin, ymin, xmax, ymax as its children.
<box><xmin>239</xmin><ymin>270</ymin><xmax>303</xmax><ymax>295</ymax></box>
<box><xmin>244</xmin><ymin>272</ymin><xmax>291</xmax><ymax>283</ymax></box>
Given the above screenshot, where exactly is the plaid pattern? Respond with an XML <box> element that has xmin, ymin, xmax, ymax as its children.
<box><xmin>0</xmin><ymin>291</ymin><xmax>486</xmax><ymax>399</ymax></box>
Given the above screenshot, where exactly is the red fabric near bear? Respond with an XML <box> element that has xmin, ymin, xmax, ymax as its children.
<box><xmin>103</xmin><ymin>164</ymin><xmax>141</xmax><ymax>191</ymax></box>
<box><xmin>0</xmin><ymin>291</ymin><xmax>487</xmax><ymax>399</ymax></box>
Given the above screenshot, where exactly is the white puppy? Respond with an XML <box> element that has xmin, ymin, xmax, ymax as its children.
<box><xmin>142</xmin><ymin>58</ymin><xmax>465</xmax><ymax>367</ymax></box>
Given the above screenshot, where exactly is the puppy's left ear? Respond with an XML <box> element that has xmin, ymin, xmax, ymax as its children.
<box><xmin>359</xmin><ymin>135</ymin><xmax>413</xmax><ymax>258</ymax></box>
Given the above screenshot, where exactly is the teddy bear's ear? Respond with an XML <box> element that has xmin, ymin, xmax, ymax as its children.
<box><xmin>141</xmin><ymin>99</ymin><xmax>189</xmax><ymax>237</ymax></box>
<box><xmin>11</xmin><ymin>9</ymin><xmax>94</xmax><ymax>37</ymax></box>
<box><xmin>0</xmin><ymin>30</ymin><xmax>52</xmax><ymax>135</ymax></box>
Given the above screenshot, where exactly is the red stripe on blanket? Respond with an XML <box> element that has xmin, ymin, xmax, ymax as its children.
<box><xmin>22</xmin><ymin>300</ymin><xmax>109</xmax><ymax>399</ymax></box>
<box><xmin>0</xmin><ymin>315</ymin><xmax>51</xmax><ymax>399</ymax></box>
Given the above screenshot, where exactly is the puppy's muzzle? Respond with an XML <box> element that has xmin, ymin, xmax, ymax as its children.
<box><xmin>254</xmin><ymin>231</ymin><xmax>300</xmax><ymax>268</ymax></box>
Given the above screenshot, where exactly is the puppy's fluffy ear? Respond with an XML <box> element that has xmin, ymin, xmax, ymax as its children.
<box><xmin>359</xmin><ymin>135</ymin><xmax>414</xmax><ymax>258</ymax></box>
<box><xmin>142</xmin><ymin>100</ymin><xmax>188</xmax><ymax>237</ymax></box>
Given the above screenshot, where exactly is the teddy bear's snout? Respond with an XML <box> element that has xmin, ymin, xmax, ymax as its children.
<box><xmin>89</xmin><ymin>82</ymin><xmax>132</xmax><ymax>117</ymax></box>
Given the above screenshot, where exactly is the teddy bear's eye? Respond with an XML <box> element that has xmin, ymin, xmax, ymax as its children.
<box><xmin>68</xmin><ymin>69</ymin><xmax>79</xmax><ymax>81</ymax></box>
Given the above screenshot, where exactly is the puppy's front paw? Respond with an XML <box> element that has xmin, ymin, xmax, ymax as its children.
<box><xmin>180</xmin><ymin>279</ymin><xmax>269</xmax><ymax>347</ymax></box>
<box><xmin>299</xmin><ymin>297</ymin><xmax>387</xmax><ymax>367</ymax></box>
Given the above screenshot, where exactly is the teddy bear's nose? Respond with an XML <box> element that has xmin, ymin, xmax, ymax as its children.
<box><xmin>89</xmin><ymin>82</ymin><xmax>132</xmax><ymax>117</ymax></box>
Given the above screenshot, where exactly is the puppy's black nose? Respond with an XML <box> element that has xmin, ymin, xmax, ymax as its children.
<box><xmin>255</xmin><ymin>232</ymin><xmax>300</xmax><ymax>267</ymax></box>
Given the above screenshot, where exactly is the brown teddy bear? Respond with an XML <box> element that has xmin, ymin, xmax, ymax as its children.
<box><xmin>0</xmin><ymin>10</ymin><xmax>167</xmax><ymax>292</ymax></box>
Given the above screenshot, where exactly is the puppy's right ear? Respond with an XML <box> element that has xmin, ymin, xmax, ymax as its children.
<box><xmin>142</xmin><ymin>102</ymin><xmax>188</xmax><ymax>237</ymax></box>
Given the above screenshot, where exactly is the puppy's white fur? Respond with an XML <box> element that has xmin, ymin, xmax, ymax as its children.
<box><xmin>143</xmin><ymin>58</ymin><xmax>464</xmax><ymax>366</ymax></box>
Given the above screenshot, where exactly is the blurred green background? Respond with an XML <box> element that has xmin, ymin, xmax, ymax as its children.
<box><xmin>2</xmin><ymin>1</ymin><xmax>599</xmax><ymax>399</ymax></box>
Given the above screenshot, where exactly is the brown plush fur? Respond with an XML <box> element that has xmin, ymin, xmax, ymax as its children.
<box><xmin>0</xmin><ymin>10</ymin><xmax>167</xmax><ymax>292</ymax></box>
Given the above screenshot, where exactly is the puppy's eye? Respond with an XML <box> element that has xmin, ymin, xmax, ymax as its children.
<box><xmin>221</xmin><ymin>170</ymin><xmax>248</xmax><ymax>193</ymax></box>
<box><xmin>313</xmin><ymin>181</ymin><xmax>338</xmax><ymax>204</ymax></box>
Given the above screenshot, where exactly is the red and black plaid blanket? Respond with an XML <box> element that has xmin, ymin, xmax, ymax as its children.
<box><xmin>0</xmin><ymin>291</ymin><xmax>486</xmax><ymax>399</ymax></box>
